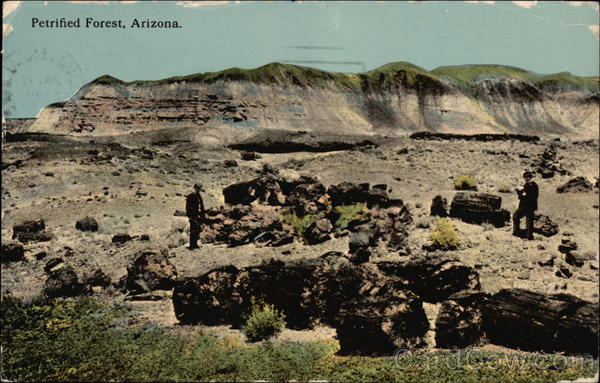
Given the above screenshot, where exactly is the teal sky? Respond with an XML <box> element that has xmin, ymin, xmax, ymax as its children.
<box><xmin>2</xmin><ymin>0</ymin><xmax>599</xmax><ymax>117</ymax></box>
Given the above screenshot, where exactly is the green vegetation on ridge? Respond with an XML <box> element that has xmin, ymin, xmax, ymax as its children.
<box><xmin>89</xmin><ymin>61</ymin><xmax>598</xmax><ymax>94</ymax></box>
<box><xmin>432</xmin><ymin>64</ymin><xmax>599</xmax><ymax>93</ymax></box>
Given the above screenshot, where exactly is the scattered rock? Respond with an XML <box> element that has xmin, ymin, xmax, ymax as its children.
<box><xmin>565</xmin><ymin>251</ymin><xmax>594</xmax><ymax>268</ymax></box>
<box><xmin>223</xmin><ymin>159</ymin><xmax>238</xmax><ymax>168</ymax></box>
<box><xmin>84</xmin><ymin>268</ymin><xmax>112</xmax><ymax>289</ymax></box>
<box><xmin>556</xmin><ymin>177</ymin><xmax>594</xmax><ymax>193</ymax></box>
<box><xmin>241</xmin><ymin>151</ymin><xmax>261</xmax><ymax>161</ymax></box>
<box><xmin>112</xmin><ymin>234</ymin><xmax>132</xmax><ymax>244</ymax></box>
<box><xmin>348</xmin><ymin>231</ymin><xmax>371</xmax><ymax>264</ymax></box>
<box><xmin>44</xmin><ymin>258</ymin><xmax>65</xmax><ymax>274</ymax></box>
<box><xmin>303</xmin><ymin>218</ymin><xmax>333</xmax><ymax>245</ymax></box>
<box><xmin>12</xmin><ymin>219</ymin><xmax>52</xmax><ymax>243</ymax></box>
<box><xmin>1</xmin><ymin>243</ymin><xmax>25</xmax><ymax>263</ymax></box>
<box><xmin>558</xmin><ymin>239</ymin><xmax>578</xmax><ymax>254</ymax></box>
<box><xmin>533</xmin><ymin>214</ymin><xmax>558</xmax><ymax>237</ymax></box>
<box><xmin>75</xmin><ymin>216</ymin><xmax>99</xmax><ymax>232</ymax></box>
<box><xmin>556</xmin><ymin>265</ymin><xmax>573</xmax><ymax>279</ymax></box>
<box><xmin>124</xmin><ymin>249</ymin><xmax>178</xmax><ymax>294</ymax></box>
<box><xmin>449</xmin><ymin>192</ymin><xmax>510</xmax><ymax>227</ymax></box>
<box><xmin>538</xmin><ymin>255</ymin><xmax>556</xmax><ymax>267</ymax></box>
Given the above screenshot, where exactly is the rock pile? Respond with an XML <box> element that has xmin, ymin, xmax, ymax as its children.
<box><xmin>122</xmin><ymin>249</ymin><xmax>178</xmax><ymax>294</ymax></box>
<box><xmin>533</xmin><ymin>214</ymin><xmax>559</xmax><ymax>237</ymax></box>
<box><xmin>173</xmin><ymin>254</ymin><xmax>478</xmax><ymax>355</ymax></box>
<box><xmin>531</xmin><ymin>144</ymin><xmax>569</xmax><ymax>179</ymax></box>
<box><xmin>556</xmin><ymin>177</ymin><xmax>594</xmax><ymax>193</ymax></box>
<box><xmin>204</xmin><ymin>175</ymin><xmax>412</xmax><ymax>251</ymax></box>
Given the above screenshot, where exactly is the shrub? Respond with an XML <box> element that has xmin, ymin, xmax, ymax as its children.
<box><xmin>280</xmin><ymin>209</ymin><xmax>322</xmax><ymax>238</ymax></box>
<box><xmin>429</xmin><ymin>218</ymin><xmax>461</xmax><ymax>250</ymax></box>
<box><xmin>498</xmin><ymin>185</ymin><xmax>511</xmax><ymax>193</ymax></box>
<box><xmin>333</xmin><ymin>202</ymin><xmax>368</xmax><ymax>229</ymax></box>
<box><xmin>242</xmin><ymin>298</ymin><xmax>286</xmax><ymax>342</ymax></box>
<box><xmin>453</xmin><ymin>174</ymin><xmax>477</xmax><ymax>190</ymax></box>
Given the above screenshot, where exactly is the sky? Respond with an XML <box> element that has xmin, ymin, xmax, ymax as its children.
<box><xmin>2</xmin><ymin>0</ymin><xmax>599</xmax><ymax>118</ymax></box>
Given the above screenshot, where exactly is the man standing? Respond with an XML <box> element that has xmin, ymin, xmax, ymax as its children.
<box><xmin>513</xmin><ymin>171</ymin><xmax>538</xmax><ymax>240</ymax></box>
<box><xmin>186</xmin><ymin>183</ymin><xmax>206</xmax><ymax>250</ymax></box>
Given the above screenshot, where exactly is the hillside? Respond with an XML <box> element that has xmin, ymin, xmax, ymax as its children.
<box><xmin>27</xmin><ymin>61</ymin><xmax>599</xmax><ymax>140</ymax></box>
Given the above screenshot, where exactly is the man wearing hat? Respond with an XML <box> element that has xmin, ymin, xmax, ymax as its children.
<box><xmin>186</xmin><ymin>183</ymin><xmax>206</xmax><ymax>250</ymax></box>
<box><xmin>513</xmin><ymin>171</ymin><xmax>539</xmax><ymax>240</ymax></box>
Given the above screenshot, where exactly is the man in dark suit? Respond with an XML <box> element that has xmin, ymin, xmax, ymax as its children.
<box><xmin>186</xmin><ymin>183</ymin><xmax>206</xmax><ymax>250</ymax></box>
<box><xmin>513</xmin><ymin>171</ymin><xmax>539</xmax><ymax>240</ymax></box>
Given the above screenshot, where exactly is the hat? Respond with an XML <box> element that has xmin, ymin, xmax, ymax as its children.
<box><xmin>193</xmin><ymin>183</ymin><xmax>204</xmax><ymax>190</ymax></box>
<box><xmin>523</xmin><ymin>171</ymin><xmax>533</xmax><ymax>178</ymax></box>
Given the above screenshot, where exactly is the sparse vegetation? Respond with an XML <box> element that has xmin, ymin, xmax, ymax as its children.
<box><xmin>1</xmin><ymin>295</ymin><xmax>596</xmax><ymax>382</ymax></box>
<box><xmin>1</xmin><ymin>295</ymin><xmax>597</xmax><ymax>382</ymax></box>
<box><xmin>280</xmin><ymin>202</ymin><xmax>369</xmax><ymax>238</ymax></box>
<box><xmin>498</xmin><ymin>185</ymin><xmax>512</xmax><ymax>193</ymax></box>
<box><xmin>453</xmin><ymin>174</ymin><xmax>478</xmax><ymax>190</ymax></box>
<box><xmin>333</xmin><ymin>202</ymin><xmax>368</xmax><ymax>229</ymax></box>
<box><xmin>242</xmin><ymin>298</ymin><xmax>286</xmax><ymax>342</ymax></box>
<box><xmin>430</xmin><ymin>218</ymin><xmax>461</xmax><ymax>250</ymax></box>
<box><xmin>280</xmin><ymin>209</ymin><xmax>323</xmax><ymax>238</ymax></box>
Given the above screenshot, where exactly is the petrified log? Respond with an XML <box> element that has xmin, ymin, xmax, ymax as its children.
<box><xmin>430</xmin><ymin>195</ymin><xmax>448</xmax><ymax>217</ymax></box>
<box><xmin>377</xmin><ymin>256</ymin><xmax>480</xmax><ymax>303</ymax></box>
<box><xmin>483</xmin><ymin>288</ymin><xmax>599</xmax><ymax>356</ymax></box>
<box><xmin>435</xmin><ymin>291</ymin><xmax>489</xmax><ymax>348</ymax></box>
<box><xmin>449</xmin><ymin>192</ymin><xmax>510</xmax><ymax>227</ymax></box>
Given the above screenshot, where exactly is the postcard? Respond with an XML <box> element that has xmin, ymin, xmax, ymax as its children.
<box><xmin>2</xmin><ymin>1</ymin><xmax>598</xmax><ymax>382</ymax></box>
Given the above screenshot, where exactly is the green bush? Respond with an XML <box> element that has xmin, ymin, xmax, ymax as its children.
<box><xmin>453</xmin><ymin>174</ymin><xmax>477</xmax><ymax>190</ymax></box>
<box><xmin>333</xmin><ymin>202</ymin><xmax>368</xmax><ymax>229</ymax></box>
<box><xmin>429</xmin><ymin>218</ymin><xmax>461</xmax><ymax>250</ymax></box>
<box><xmin>242</xmin><ymin>298</ymin><xmax>286</xmax><ymax>342</ymax></box>
<box><xmin>280</xmin><ymin>209</ymin><xmax>322</xmax><ymax>238</ymax></box>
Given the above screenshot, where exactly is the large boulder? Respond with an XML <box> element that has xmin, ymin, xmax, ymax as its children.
<box><xmin>174</xmin><ymin>265</ymin><xmax>241</xmax><ymax>326</ymax></box>
<box><xmin>75</xmin><ymin>217</ymin><xmax>99</xmax><ymax>232</ymax></box>
<box><xmin>124</xmin><ymin>249</ymin><xmax>178</xmax><ymax>294</ymax></box>
<box><xmin>1</xmin><ymin>242</ymin><xmax>25</xmax><ymax>263</ymax></box>
<box><xmin>449</xmin><ymin>192</ymin><xmax>510</xmax><ymax>227</ymax></box>
<box><xmin>12</xmin><ymin>219</ymin><xmax>52</xmax><ymax>244</ymax></box>
<box><xmin>43</xmin><ymin>266</ymin><xmax>88</xmax><ymax>298</ymax></box>
<box><xmin>556</xmin><ymin>177</ymin><xmax>594</xmax><ymax>193</ymax></box>
<box><xmin>483</xmin><ymin>288</ymin><xmax>599</xmax><ymax>356</ymax></box>
<box><xmin>303</xmin><ymin>217</ymin><xmax>333</xmax><ymax>245</ymax></box>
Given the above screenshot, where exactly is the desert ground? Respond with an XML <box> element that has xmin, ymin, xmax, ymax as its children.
<box><xmin>2</xmin><ymin>130</ymin><xmax>598</xmax><ymax>346</ymax></box>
